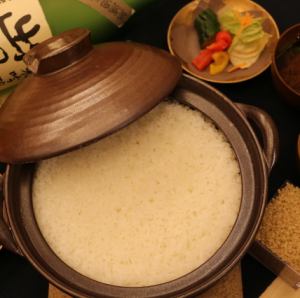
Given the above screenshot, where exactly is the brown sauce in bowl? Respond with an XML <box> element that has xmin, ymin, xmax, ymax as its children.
<box><xmin>277</xmin><ymin>35</ymin><xmax>300</xmax><ymax>93</ymax></box>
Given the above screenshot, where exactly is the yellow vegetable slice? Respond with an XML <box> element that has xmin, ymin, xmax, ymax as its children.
<box><xmin>209</xmin><ymin>51</ymin><xmax>230</xmax><ymax>75</ymax></box>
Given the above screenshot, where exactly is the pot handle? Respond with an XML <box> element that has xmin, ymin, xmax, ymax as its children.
<box><xmin>0</xmin><ymin>172</ymin><xmax>19</xmax><ymax>254</ymax></box>
<box><xmin>237</xmin><ymin>103</ymin><xmax>279</xmax><ymax>174</ymax></box>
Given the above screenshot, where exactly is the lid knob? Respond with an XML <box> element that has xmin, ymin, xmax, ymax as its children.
<box><xmin>23</xmin><ymin>28</ymin><xmax>93</xmax><ymax>75</ymax></box>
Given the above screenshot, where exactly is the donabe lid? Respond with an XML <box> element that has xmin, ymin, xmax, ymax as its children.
<box><xmin>0</xmin><ymin>28</ymin><xmax>181</xmax><ymax>163</ymax></box>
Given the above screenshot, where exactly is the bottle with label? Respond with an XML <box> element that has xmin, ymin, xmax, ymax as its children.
<box><xmin>0</xmin><ymin>0</ymin><xmax>157</xmax><ymax>94</ymax></box>
<box><xmin>39</xmin><ymin>0</ymin><xmax>158</xmax><ymax>43</ymax></box>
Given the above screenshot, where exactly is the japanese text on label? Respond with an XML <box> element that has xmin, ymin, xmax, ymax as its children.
<box><xmin>0</xmin><ymin>0</ymin><xmax>52</xmax><ymax>90</ymax></box>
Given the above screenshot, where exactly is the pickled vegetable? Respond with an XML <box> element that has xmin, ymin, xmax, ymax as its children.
<box><xmin>194</xmin><ymin>8</ymin><xmax>220</xmax><ymax>47</ymax></box>
<box><xmin>209</xmin><ymin>51</ymin><xmax>229</xmax><ymax>75</ymax></box>
<box><xmin>218</xmin><ymin>6</ymin><xmax>271</xmax><ymax>69</ymax></box>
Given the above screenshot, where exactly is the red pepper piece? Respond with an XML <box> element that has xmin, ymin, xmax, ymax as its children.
<box><xmin>206</xmin><ymin>39</ymin><xmax>229</xmax><ymax>52</ymax></box>
<box><xmin>215</xmin><ymin>30</ymin><xmax>232</xmax><ymax>45</ymax></box>
<box><xmin>192</xmin><ymin>49</ymin><xmax>213</xmax><ymax>71</ymax></box>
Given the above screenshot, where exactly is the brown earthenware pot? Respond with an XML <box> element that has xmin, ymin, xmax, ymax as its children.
<box><xmin>0</xmin><ymin>30</ymin><xmax>279</xmax><ymax>298</ymax></box>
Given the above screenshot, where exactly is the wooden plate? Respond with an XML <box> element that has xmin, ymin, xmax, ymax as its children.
<box><xmin>167</xmin><ymin>0</ymin><xmax>280</xmax><ymax>83</ymax></box>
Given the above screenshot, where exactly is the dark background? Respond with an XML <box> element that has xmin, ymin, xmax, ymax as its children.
<box><xmin>1</xmin><ymin>0</ymin><xmax>299</xmax><ymax>297</ymax></box>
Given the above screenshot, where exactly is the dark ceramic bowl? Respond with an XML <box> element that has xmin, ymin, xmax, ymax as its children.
<box><xmin>271</xmin><ymin>23</ymin><xmax>300</xmax><ymax>108</ymax></box>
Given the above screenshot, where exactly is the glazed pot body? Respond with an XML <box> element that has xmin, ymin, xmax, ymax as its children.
<box><xmin>0</xmin><ymin>75</ymin><xmax>278</xmax><ymax>297</ymax></box>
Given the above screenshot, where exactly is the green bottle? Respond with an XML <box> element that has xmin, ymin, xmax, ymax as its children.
<box><xmin>0</xmin><ymin>0</ymin><xmax>157</xmax><ymax>94</ymax></box>
<box><xmin>39</xmin><ymin>0</ymin><xmax>157</xmax><ymax>43</ymax></box>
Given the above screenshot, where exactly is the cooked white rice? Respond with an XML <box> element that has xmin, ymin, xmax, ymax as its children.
<box><xmin>33</xmin><ymin>101</ymin><xmax>241</xmax><ymax>287</ymax></box>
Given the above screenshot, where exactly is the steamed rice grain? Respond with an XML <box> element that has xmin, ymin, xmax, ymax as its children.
<box><xmin>33</xmin><ymin>102</ymin><xmax>241</xmax><ymax>287</ymax></box>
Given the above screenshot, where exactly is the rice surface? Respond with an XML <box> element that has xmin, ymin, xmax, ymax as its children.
<box><xmin>33</xmin><ymin>102</ymin><xmax>241</xmax><ymax>287</ymax></box>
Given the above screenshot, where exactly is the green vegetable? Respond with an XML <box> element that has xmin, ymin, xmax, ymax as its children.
<box><xmin>218</xmin><ymin>6</ymin><xmax>271</xmax><ymax>69</ymax></box>
<box><xmin>228</xmin><ymin>32</ymin><xmax>270</xmax><ymax>68</ymax></box>
<box><xmin>217</xmin><ymin>7</ymin><xmax>241</xmax><ymax>35</ymax></box>
<box><xmin>239</xmin><ymin>19</ymin><xmax>265</xmax><ymax>43</ymax></box>
<box><xmin>218</xmin><ymin>7</ymin><xmax>265</xmax><ymax>42</ymax></box>
<box><xmin>194</xmin><ymin>8</ymin><xmax>220</xmax><ymax>47</ymax></box>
